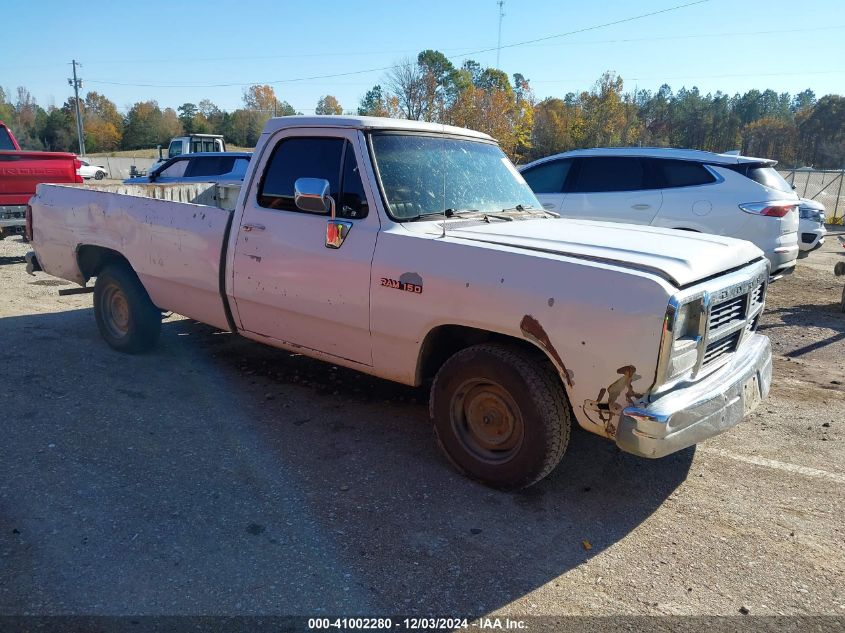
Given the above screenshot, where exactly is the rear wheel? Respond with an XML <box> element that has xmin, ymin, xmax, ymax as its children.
<box><xmin>94</xmin><ymin>263</ymin><xmax>161</xmax><ymax>353</ymax></box>
<box><xmin>430</xmin><ymin>343</ymin><xmax>571</xmax><ymax>489</ymax></box>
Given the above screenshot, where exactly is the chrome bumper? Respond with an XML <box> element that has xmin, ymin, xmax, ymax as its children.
<box><xmin>617</xmin><ymin>333</ymin><xmax>772</xmax><ymax>458</ymax></box>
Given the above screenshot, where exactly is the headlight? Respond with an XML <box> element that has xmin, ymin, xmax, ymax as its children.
<box><xmin>666</xmin><ymin>299</ymin><xmax>704</xmax><ymax>379</ymax></box>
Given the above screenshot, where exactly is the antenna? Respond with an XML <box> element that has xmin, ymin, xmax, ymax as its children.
<box><xmin>441</xmin><ymin>128</ymin><xmax>447</xmax><ymax>239</ymax></box>
<box><xmin>496</xmin><ymin>1</ymin><xmax>505</xmax><ymax>68</ymax></box>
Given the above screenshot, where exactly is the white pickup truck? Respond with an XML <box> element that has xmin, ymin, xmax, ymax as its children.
<box><xmin>26</xmin><ymin>116</ymin><xmax>773</xmax><ymax>488</ymax></box>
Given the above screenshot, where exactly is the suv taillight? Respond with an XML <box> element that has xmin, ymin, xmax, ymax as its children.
<box><xmin>73</xmin><ymin>158</ymin><xmax>84</xmax><ymax>184</ymax></box>
<box><xmin>24</xmin><ymin>204</ymin><xmax>33</xmax><ymax>241</ymax></box>
<box><xmin>739</xmin><ymin>202</ymin><xmax>797</xmax><ymax>217</ymax></box>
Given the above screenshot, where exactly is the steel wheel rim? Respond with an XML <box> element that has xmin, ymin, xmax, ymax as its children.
<box><xmin>101</xmin><ymin>283</ymin><xmax>130</xmax><ymax>339</ymax></box>
<box><xmin>450</xmin><ymin>379</ymin><xmax>524</xmax><ymax>464</ymax></box>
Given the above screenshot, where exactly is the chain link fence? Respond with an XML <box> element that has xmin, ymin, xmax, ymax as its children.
<box><xmin>778</xmin><ymin>168</ymin><xmax>845</xmax><ymax>224</ymax></box>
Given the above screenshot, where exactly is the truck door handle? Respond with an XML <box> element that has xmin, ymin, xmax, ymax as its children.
<box><xmin>542</xmin><ymin>202</ymin><xmax>557</xmax><ymax>210</ymax></box>
<box><xmin>242</xmin><ymin>223</ymin><xmax>265</xmax><ymax>232</ymax></box>
<box><xmin>631</xmin><ymin>204</ymin><xmax>651</xmax><ymax>210</ymax></box>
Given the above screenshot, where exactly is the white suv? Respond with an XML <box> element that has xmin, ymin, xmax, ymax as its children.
<box><xmin>519</xmin><ymin>148</ymin><xmax>800</xmax><ymax>276</ymax></box>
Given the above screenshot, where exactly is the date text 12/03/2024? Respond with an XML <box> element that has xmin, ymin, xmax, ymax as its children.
<box><xmin>307</xmin><ymin>617</ymin><xmax>527</xmax><ymax>630</ymax></box>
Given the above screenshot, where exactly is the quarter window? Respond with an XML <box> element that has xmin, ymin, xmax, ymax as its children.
<box><xmin>570</xmin><ymin>157</ymin><xmax>647</xmax><ymax>193</ymax></box>
<box><xmin>339</xmin><ymin>143</ymin><xmax>369</xmax><ymax>219</ymax></box>
<box><xmin>655</xmin><ymin>159</ymin><xmax>716</xmax><ymax>188</ymax></box>
<box><xmin>521</xmin><ymin>159</ymin><xmax>571</xmax><ymax>193</ymax></box>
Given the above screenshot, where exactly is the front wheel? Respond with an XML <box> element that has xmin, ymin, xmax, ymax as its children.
<box><xmin>94</xmin><ymin>171</ymin><xmax>106</xmax><ymax>180</ymax></box>
<box><xmin>94</xmin><ymin>262</ymin><xmax>161</xmax><ymax>353</ymax></box>
<box><xmin>430</xmin><ymin>343</ymin><xmax>571</xmax><ymax>489</ymax></box>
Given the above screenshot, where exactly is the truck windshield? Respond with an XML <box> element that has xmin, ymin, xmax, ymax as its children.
<box><xmin>370</xmin><ymin>133</ymin><xmax>539</xmax><ymax>221</ymax></box>
<box><xmin>168</xmin><ymin>140</ymin><xmax>182</xmax><ymax>158</ymax></box>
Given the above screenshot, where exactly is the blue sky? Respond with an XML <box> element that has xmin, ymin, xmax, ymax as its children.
<box><xmin>3</xmin><ymin>0</ymin><xmax>843</xmax><ymax>115</ymax></box>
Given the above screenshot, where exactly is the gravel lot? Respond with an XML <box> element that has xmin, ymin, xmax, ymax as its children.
<box><xmin>0</xmin><ymin>231</ymin><xmax>843</xmax><ymax>623</ymax></box>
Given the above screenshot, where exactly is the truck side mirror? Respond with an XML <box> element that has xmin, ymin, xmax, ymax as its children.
<box><xmin>294</xmin><ymin>178</ymin><xmax>333</xmax><ymax>214</ymax></box>
<box><xmin>157</xmin><ymin>144</ymin><xmax>163</xmax><ymax>161</ymax></box>
<box><xmin>293</xmin><ymin>177</ymin><xmax>352</xmax><ymax>249</ymax></box>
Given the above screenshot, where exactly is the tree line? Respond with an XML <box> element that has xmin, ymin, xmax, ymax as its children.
<box><xmin>2</xmin><ymin>51</ymin><xmax>843</xmax><ymax>168</ymax></box>
<box><xmin>0</xmin><ymin>84</ymin><xmax>301</xmax><ymax>152</ymax></box>
<box><xmin>356</xmin><ymin>51</ymin><xmax>844</xmax><ymax>168</ymax></box>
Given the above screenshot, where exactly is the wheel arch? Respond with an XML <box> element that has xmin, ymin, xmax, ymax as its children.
<box><xmin>415</xmin><ymin>323</ymin><xmax>567</xmax><ymax>390</ymax></box>
<box><xmin>76</xmin><ymin>244</ymin><xmax>132</xmax><ymax>282</ymax></box>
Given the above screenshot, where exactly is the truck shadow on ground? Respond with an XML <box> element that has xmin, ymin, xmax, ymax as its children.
<box><xmin>0</xmin><ymin>309</ymin><xmax>693</xmax><ymax>616</ymax></box>
<box><xmin>758</xmin><ymin>302</ymin><xmax>844</xmax><ymax>358</ymax></box>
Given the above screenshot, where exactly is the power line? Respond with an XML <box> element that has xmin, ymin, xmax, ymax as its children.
<box><xmin>530</xmin><ymin>69</ymin><xmax>845</xmax><ymax>84</ymax></box>
<box><xmin>12</xmin><ymin>23</ymin><xmax>839</xmax><ymax>73</ymax></box>
<box><xmin>85</xmin><ymin>0</ymin><xmax>713</xmax><ymax>89</ymax></box>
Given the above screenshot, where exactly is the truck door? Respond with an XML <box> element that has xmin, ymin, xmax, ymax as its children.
<box><xmin>231</xmin><ymin>129</ymin><xmax>379</xmax><ymax>365</ymax></box>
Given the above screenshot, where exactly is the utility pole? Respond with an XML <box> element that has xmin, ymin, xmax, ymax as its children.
<box><xmin>496</xmin><ymin>0</ymin><xmax>505</xmax><ymax>69</ymax></box>
<box><xmin>68</xmin><ymin>60</ymin><xmax>86</xmax><ymax>156</ymax></box>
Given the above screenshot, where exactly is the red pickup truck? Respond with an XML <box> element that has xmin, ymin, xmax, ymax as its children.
<box><xmin>0</xmin><ymin>121</ymin><xmax>82</xmax><ymax>239</ymax></box>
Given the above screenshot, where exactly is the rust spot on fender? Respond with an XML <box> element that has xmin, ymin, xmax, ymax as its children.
<box><xmin>584</xmin><ymin>365</ymin><xmax>644</xmax><ymax>437</ymax></box>
<box><xmin>520</xmin><ymin>314</ymin><xmax>573</xmax><ymax>387</ymax></box>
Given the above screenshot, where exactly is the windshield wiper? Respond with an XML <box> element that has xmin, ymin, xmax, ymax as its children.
<box><xmin>404</xmin><ymin>208</ymin><xmax>480</xmax><ymax>222</ymax></box>
<box><xmin>501</xmin><ymin>203</ymin><xmax>558</xmax><ymax>218</ymax></box>
<box><xmin>404</xmin><ymin>208</ymin><xmax>519</xmax><ymax>223</ymax></box>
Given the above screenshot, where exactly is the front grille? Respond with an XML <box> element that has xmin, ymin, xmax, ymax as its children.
<box><xmin>703</xmin><ymin>330</ymin><xmax>741</xmax><ymax>365</ymax></box>
<box><xmin>709</xmin><ymin>295</ymin><xmax>745</xmax><ymax>331</ymax></box>
<box><xmin>801</xmin><ymin>232</ymin><xmax>818</xmax><ymax>244</ymax></box>
<box><xmin>750</xmin><ymin>282</ymin><xmax>764</xmax><ymax>306</ymax></box>
<box><xmin>702</xmin><ymin>280</ymin><xmax>766</xmax><ymax>370</ymax></box>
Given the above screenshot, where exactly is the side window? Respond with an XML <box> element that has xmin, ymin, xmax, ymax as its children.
<box><xmin>186</xmin><ymin>156</ymin><xmax>236</xmax><ymax>177</ymax></box>
<box><xmin>158</xmin><ymin>159</ymin><xmax>189</xmax><ymax>178</ymax></box>
<box><xmin>521</xmin><ymin>159</ymin><xmax>571</xmax><ymax>193</ymax></box>
<box><xmin>570</xmin><ymin>157</ymin><xmax>646</xmax><ymax>193</ymax></box>
<box><xmin>656</xmin><ymin>159</ymin><xmax>716</xmax><ymax>188</ymax></box>
<box><xmin>168</xmin><ymin>140</ymin><xmax>182</xmax><ymax>158</ymax></box>
<box><xmin>258</xmin><ymin>137</ymin><xmax>344</xmax><ymax>212</ymax></box>
<box><xmin>338</xmin><ymin>142</ymin><xmax>369</xmax><ymax>219</ymax></box>
<box><xmin>192</xmin><ymin>140</ymin><xmax>203</xmax><ymax>153</ymax></box>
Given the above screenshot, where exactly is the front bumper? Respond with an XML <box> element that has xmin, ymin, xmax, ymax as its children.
<box><xmin>764</xmin><ymin>245</ymin><xmax>798</xmax><ymax>276</ymax></box>
<box><xmin>616</xmin><ymin>333</ymin><xmax>772</xmax><ymax>458</ymax></box>
<box><xmin>799</xmin><ymin>226</ymin><xmax>826</xmax><ymax>252</ymax></box>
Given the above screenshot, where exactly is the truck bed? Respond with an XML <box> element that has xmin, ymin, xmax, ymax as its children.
<box><xmin>30</xmin><ymin>182</ymin><xmax>236</xmax><ymax>330</ymax></box>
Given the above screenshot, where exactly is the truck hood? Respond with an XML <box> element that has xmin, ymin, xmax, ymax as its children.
<box><xmin>445</xmin><ymin>218</ymin><xmax>764</xmax><ymax>287</ymax></box>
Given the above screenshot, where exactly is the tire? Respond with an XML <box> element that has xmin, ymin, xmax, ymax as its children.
<box><xmin>430</xmin><ymin>343</ymin><xmax>571</xmax><ymax>489</ymax></box>
<box><xmin>93</xmin><ymin>262</ymin><xmax>161</xmax><ymax>353</ymax></box>
<box><xmin>94</xmin><ymin>171</ymin><xmax>105</xmax><ymax>180</ymax></box>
